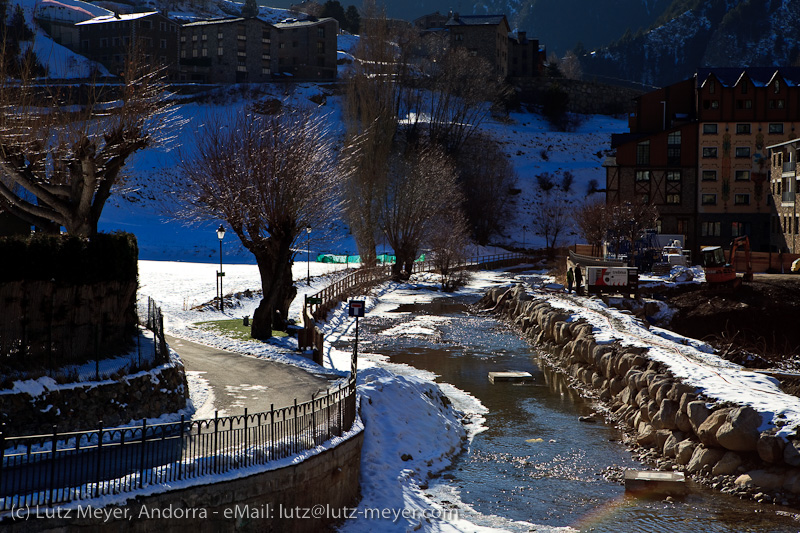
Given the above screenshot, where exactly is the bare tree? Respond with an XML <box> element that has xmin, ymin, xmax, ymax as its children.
<box><xmin>574</xmin><ymin>197</ymin><xmax>610</xmax><ymax>256</ymax></box>
<box><xmin>456</xmin><ymin>133</ymin><xmax>516</xmax><ymax>245</ymax></box>
<box><xmin>428</xmin><ymin>209</ymin><xmax>471</xmax><ymax>291</ymax></box>
<box><xmin>340</xmin><ymin>1</ymin><xmax>399</xmax><ymax>267</ymax></box>
<box><xmin>529</xmin><ymin>171</ymin><xmax>574</xmax><ymax>256</ymax></box>
<box><xmin>607</xmin><ymin>200</ymin><xmax>659</xmax><ymax>259</ymax></box>
<box><xmin>561</xmin><ymin>50</ymin><xmax>583</xmax><ymax>80</ymax></box>
<box><xmin>0</xmin><ymin>49</ymin><xmax>173</xmax><ymax>236</ymax></box>
<box><xmin>381</xmin><ymin>141</ymin><xmax>463</xmax><ymax>280</ymax></box>
<box><xmin>173</xmin><ymin>108</ymin><xmax>340</xmax><ymax>339</ymax></box>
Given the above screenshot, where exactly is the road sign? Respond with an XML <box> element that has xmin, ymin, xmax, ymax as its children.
<box><xmin>349</xmin><ymin>300</ymin><xmax>365</xmax><ymax>317</ymax></box>
<box><xmin>305</xmin><ymin>296</ymin><xmax>322</xmax><ymax>304</ymax></box>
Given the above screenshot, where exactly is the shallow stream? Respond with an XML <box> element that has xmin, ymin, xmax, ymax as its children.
<box><xmin>353</xmin><ymin>295</ymin><xmax>800</xmax><ymax>532</ymax></box>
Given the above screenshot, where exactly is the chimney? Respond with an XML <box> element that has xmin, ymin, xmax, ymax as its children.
<box><xmin>518</xmin><ymin>31</ymin><xmax>526</xmax><ymax>43</ymax></box>
<box><xmin>114</xmin><ymin>11</ymin><xmax>120</xmax><ymax>18</ymax></box>
<box><xmin>453</xmin><ymin>12</ymin><xmax>459</xmax><ymax>21</ymax></box>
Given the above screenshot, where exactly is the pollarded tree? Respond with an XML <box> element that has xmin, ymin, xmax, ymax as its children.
<box><xmin>173</xmin><ymin>108</ymin><xmax>340</xmax><ymax>339</ymax></box>
<box><xmin>0</xmin><ymin>50</ymin><xmax>172</xmax><ymax>236</ymax></box>
<box><xmin>574</xmin><ymin>197</ymin><xmax>610</xmax><ymax>256</ymax></box>
<box><xmin>381</xmin><ymin>140</ymin><xmax>463</xmax><ymax>280</ymax></box>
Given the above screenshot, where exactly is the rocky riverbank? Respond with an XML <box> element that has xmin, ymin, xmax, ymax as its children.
<box><xmin>479</xmin><ymin>284</ymin><xmax>800</xmax><ymax>506</ymax></box>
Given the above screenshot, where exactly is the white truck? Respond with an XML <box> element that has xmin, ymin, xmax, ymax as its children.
<box><xmin>586</xmin><ymin>266</ymin><xmax>639</xmax><ymax>298</ymax></box>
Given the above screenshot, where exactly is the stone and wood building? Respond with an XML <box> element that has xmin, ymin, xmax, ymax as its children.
<box><xmin>606</xmin><ymin>68</ymin><xmax>800</xmax><ymax>256</ymax></box>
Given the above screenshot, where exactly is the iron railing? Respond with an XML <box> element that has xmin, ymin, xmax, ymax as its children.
<box><xmin>0</xmin><ymin>375</ymin><xmax>356</xmax><ymax>511</ymax></box>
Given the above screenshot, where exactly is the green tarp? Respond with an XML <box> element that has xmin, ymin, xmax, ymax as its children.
<box><xmin>315</xmin><ymin>253</ymin><xmax>425</xmax><ymax>264</ymax></box>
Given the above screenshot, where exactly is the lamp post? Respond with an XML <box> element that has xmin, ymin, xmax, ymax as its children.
<box><xmin>522</xmin><ymin>225</ymin><xmax>528</xmax><ymax>251</ymax></box>
<box><xmin>216</xmin><ymin>224</ymin><xmax>226</xmax><ymax>312</ymax></box>
<box><xmin>306</xmin><ymin>226</ymin><xmax>311</xmax><ymax>285</ymax></box>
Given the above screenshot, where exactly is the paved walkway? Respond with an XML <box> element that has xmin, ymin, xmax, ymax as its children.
<box><xmin>166</xmin><ymin>335</ymin><xmax>337</xmax><ymax>417</ymax></box>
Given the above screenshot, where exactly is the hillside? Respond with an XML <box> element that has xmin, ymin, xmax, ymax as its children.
<box><xmin>581</xmin><ymin>0</ymin><xmax>800</xmax><ymax>88</ymax></box>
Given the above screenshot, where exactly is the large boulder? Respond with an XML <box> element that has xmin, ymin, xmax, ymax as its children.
<box><xmin>697</xmin><ymin>408</ymin><xmax>732</xmax><ymax>447</ymax></box>
<box><xmin>735</xmin><ymin>469</ymin><xmax>785</xmax><ymax>491</ymax></box>
<box><xmin>784</xmin><ymin>440</ymin><xmax>800</xmax><ymax>467</ymax></box>
<box><xmin>757</xmin><ymin>434</ymin><xmax>786</xmax><ymax>464</ymax></box>
<box><xmin>675</xmin><ymin>439</ymin><xmax>697</xmax><ymax>465</ymax></box>
<box><xmin>651</xmin><ymin>399</ymin><xmax>679</xmax><ymax>430</ymax></box>
<box><xmin>712</xmin><ymin>451</ymin><xmax>743</xmax><ymax>476</ymax></box>
<box><xmin>715</xmin><ymin>407</ymin><xmax>763</xmax><ymax>452</ymax></box>
<box><xmin>687</xmin><ymin>401</ymin><xmax>711</xmax><ymax>433</ymax></box>
<box><xmin>687</xmin><ymin>446</ymin><xmax>726</xmax><ymax>474</ymax></box>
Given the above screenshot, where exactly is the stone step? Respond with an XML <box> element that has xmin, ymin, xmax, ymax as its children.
<box><xmin>488</xmin><ymin>371</ymin><xmax>534</xmax><ymax>384</ymax></box>
<box><xmin>624</xmin><ymin>470</ymin><xmax>687</xmax><ymax>496</ymax></box>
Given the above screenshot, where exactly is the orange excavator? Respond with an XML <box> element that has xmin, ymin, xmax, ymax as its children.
<box><xmin>701</xmin><ymin>236</ymin><xmax>753</xmax><ymax>289</ymax></box>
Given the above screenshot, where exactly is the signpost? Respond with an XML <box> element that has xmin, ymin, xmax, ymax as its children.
<box><xmin>349</xmin><ymin>300</ymin><xmax>365</xmax><ymax>376</ymax></box>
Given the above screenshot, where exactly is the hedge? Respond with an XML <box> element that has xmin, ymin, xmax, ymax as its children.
<box><xmin>0</xmin><ymin>232</ymin><xmax>138</xmax><ymax>283</ymax></box>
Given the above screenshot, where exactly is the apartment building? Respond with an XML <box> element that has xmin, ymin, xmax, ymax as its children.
<box><xmin>273</xmin><ymin>17</ymin><xmax>338</xmax><ymax>80</ymax></box>
<box><xmin>605</xmin><ymin>78</ymin><xmax>699</xmax><ymax>254</ymax></box>
<box><xmin>180</xmin><ymin>17</ymin><xmax>275</xmax><ymax>83</ymax></box>
<box><xmin>767</xmin><ymin>138</ymin><xmax>800</xmax><ymax>253</ymax></box>
<box><xmin>606</xmin><ymin>68</ymin><xmax>800</xmax><ymax>255</ymax></box>
<box><xmin>445</xmin><ymin>13</ymin><xmax>509</xmax><ymax>78</ymax></box>
<box><xmin>76</xmin><ymin>12</ymin><xmax>179</xmax><ymax>79</ymax></box>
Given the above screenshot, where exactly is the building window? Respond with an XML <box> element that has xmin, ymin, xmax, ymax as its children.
<box><xmin>667</xmin><ymin>131</ymin><xmax>681</xmax><ymax>164</ymax></box>
<box><xmin>192</xmin><ymin>49</ymin><xmax>198</xmax><ymax>58</ymax></box>
<box><xmin>635</xmin><ymin>170</ymin><xmax>650</xmax><ymax>182</ymax></box>
<box><xmin>736</xmin><ymin>123</ymin><xmax>751</xmax><ymax>135</ymax></box>
<box><xmin>741</xmin><ymin>82</ymin><xmax>748</xmax><ymax>94</ymax></box>
<box><xmin>666</xmin><ymin>194</ymin><xmax>681</xmax><ymax>205</ymax></box>
<box><xmin>702</xmin><ymin>170</ymin><xmax>717</xmax><ymax>181</ymax></box>
<box><xmin>701</xmin><ymin>221</ymin><xmax>721</xmax><ymax>236</ymax></box>
<box><xmin>770</xmin><ymin>100</ymin><xmax>785</xmax><ymax>109</ymax></box>
<box><xmin>217</xmin><ymin>47</ymin><xmax>223</xmax><ymax>55</ymax></box>
<box><xmin>735</xmin><ymin>147</ymin><xmax>751</xmax><ymax>158</ymax></box>
<box><xmin>160</xmin><ymin>22</ymin><xmax>167</xmax><ymax>31</ymax></box>
<box><xmin>636</xmin><ymin>140</ymin><xmax>650</xmax><ymax>165</ymax></box>
<box><xmin>769</xmin><ymin>123</ymin><xmax>784</xmax><ymax>134</ymax></box>
<box><xmin>318</xmin><ymin>27</ymin><xmax>325</xmax><ymax>37</ymax></box>
<box><xmin>262</xmin><ymin>67</ymin><xmax>270</xmax><ymax>74</ymax></box>
<box><xmin>192</xmin><ymin>35</ymin><xmax>198</xmax><ymax>42</ymax></box>
<box><xmin>202</xmin><ymin>33</ymin><xmax>207</xmax><ymax>41</ymax></box>
<box><xmin>711</xmin><ymin>100</ymin><xmax>719</xmax><ymax>109</ymax></box>
<box><xmin>218</xmin><ymin>32</ymin><xmax>223</xmax><ymax>40</ymax></box>
<box><xmin>202</xmin><ymin>48</ymin><xmax>208</xmax><ymax>57</ymax></box>
<box><xmin>160</xmin><ymin>39</ymin><xmax>167</xmax><ymax>49</ymax></box>
<box><xmin>238</xmin><ymin>51</ymin><xmax>246</xmax><ymax>57</ymax></box>
<box><xmin>262</xmin><ymin>53</ymin><xmax>269</xmax><ymax>60</ymax></box>
<box><xmin>317</xmin><ymin>42</ymin><xmax>324</xmax><ymax>53</ymax></box>
<box><xmin>708</xmin><ymin>79</ymin><xmax>715</xmax><ymax>93</ymax></box>
<box><xmin>702</xmin><ymin>147</ymin><xmax>718</xmax><ymax>158</ymax></box>
<box><xmin>703</xmin><ymin>124</ymin><xmax>718</xmax><ymax>134</ymax></box>
<box><xmin>775</xmin><ymin>79</ymin><xmax>781</xmax><ymax>93</ymax></box>
<box><xmin>736</xmin><ymin>100</ymin><xmax>753</xmax><ymax>109</ymax></box>
<box><xmin>701</xmin><ymin>194</ymin><xmax>717</xmax><ymax>205</ymax></box>
<box><xmin>735</xmin><ymin>170</ymin><xmax>750</xmax><ymax>181</ymax></box>
<box><xmin>732</xmin><ymin>222</ymin><xmax>750</xmax><ymax>237</ymax></box>
<box><xmin>180</xmin><ymin>50</ymin><xmax>186</xmax><ymax>58</ymax></box>
<box><xmin>666</xmin><ymin>170</ymin><xmax>681</xmax><ymax>182</ymax></box>
<box><xmin>238</xmin><ymin>34</ymin><xmax>246</xmax><ymax>41</ymax></box>
<box><xmin>237</xmin><ymin>65</ymin><xmax>247</xmax><ymax>72</ymax></box>
<box><xmin>180</xmin><ymin>35</ymin><xmax>186</xmax><ymax>43</ymax></box>
<box><xmin>734</xmin><ymin>194</ymin><xmax>750</xmax><ymax>205</ymax></box>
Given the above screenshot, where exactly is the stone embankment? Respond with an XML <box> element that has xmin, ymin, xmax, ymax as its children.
<box><xmin>479</xmin><ymin>284</ymin><xmax>800</xmax><ymax>505</ymax></box>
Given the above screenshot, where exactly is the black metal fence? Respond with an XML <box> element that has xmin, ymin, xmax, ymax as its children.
<box><xmin>139</xmin><ymin>296</ymin><xmax>169</xmax><ymax>366</ymax></box>
<box><xmin>0</xmin><ymin>375</ymin><xmax>356</xmax><ymax>511</ymax></box>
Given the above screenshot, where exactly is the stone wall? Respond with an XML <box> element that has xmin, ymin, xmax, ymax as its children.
<box><xmin>513</xmin><ymin>77</ymin><xmax>641</xmax><ymax>115</ymax></box>
<box><xmin>3</xmin><ymin>430</ymin><xmax>364</xmax><ymax>533</ymax></box>
<box><xmin>0</xmin><ymin>357</ymin><xmax>188</xmax><ymax>437</ymax></box>
<box><xmin>480</xmin><ymin>284</ymin><xmax>800</xmax><ymax>505</ymax></box>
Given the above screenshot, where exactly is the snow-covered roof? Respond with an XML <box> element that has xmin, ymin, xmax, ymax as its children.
<box><xmin>182</xmin><ymin>17</ymin><xmax>246</xmax><ymax>27</ymax></box>
<box><xmin>75</xmin><ymin>11</ymin><xmax>160</xmax><ymax>26</ymax></box>
<box><xmin>445</xmin><ymin>14</ymin><xmax>507</xmax><ymax>27</ymax></box>
<box><xmin>273</xmin><ymin>16</ymin><xmax>335</xmax><ymax>29</ymax></box>
<box><xmin>696</xmin><ymin>67</ymin><xmax>800</xmax><ymax>89</ymax></box>
<box><xmin>36</xmin><ymin>0</ymin><xmax>111</xmax><ymax>23</ymax></box>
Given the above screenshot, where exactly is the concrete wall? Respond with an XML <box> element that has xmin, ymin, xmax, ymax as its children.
<box><xmin>3</xmin><ymin>430</ymin><xmax>364</xmax><ymax>532</ymax></box>
<box><xmin>480</xmin><ymin>284</ymin><xmax>800</xmax><ymax>506</ymax></box>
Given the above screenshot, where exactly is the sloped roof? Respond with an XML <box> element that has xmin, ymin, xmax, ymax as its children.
<box><xmin>76</xmin><ymin>11</ymin><xmax>159</xmax><ymax>25</ymax></box>
<box><xmin>182</xmin><ymin>17</ymin><xmax>246</xmax><ymax>27</ymax></box>
<box><xmin>445</xmin><ymin>14</ymin><xmax>507</xmax><ymax>27</ymax></box>
<box><xmin>696</xmin><ymin>67</ymin><xmax>800</xmax><ymax>88</ymax></box>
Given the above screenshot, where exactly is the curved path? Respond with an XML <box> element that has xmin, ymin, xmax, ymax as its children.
<box><xmin>166</xmin><ymin>335</ymin><xmax>338</xmax><ymax>417</ymax></box>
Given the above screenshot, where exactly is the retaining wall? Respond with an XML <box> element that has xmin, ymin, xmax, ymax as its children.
<box><xmin>480</xmin><ymin>284</ymin><xmax>800</xmax><ymax>505</ymax></box>
<box><xmin>2</xmin><ymin>430</ymin><xmax>364</xmax><ymax>532</ymax></box>
<box><xmin>0</xmin><ymin>358</ymin><xmax>188</xmax><ymax>437</ymax></box>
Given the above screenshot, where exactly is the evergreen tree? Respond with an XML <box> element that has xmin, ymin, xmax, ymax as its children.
<box><xmin>344</xmin><ymin>5</ymin><xmax>360</xmax><ymax>33</ymax></box>
<box><xmin>241</xmin><ymin>0</ymin><xmax>259</xmax><ymax>18</ymax></box>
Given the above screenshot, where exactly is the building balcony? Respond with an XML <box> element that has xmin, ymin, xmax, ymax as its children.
<box><xmin>783</xmin><ymin>191</ymin><xmax>796</xmax><ymax>204</ymax></box>
<box><xmin>783</xmin><ymin>161</ymin><xmax>797</xmax><ymax>174</ymax></box>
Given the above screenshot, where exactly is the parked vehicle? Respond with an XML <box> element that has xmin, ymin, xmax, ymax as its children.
<box><xmin>586</xmin><ymin>266</ymin><xmax>639</xmax><ymax>298</ymax></box>
<box><xmin>701</xmin><ymin>236</ymin><xmax>753</xmax><ymax>289</ymax></box>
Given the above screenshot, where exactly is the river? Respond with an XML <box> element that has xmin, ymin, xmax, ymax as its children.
<box><xmin>351</xmin><ymin>291</ymin><xmax>800</xmax><ymax>532</ymax></box>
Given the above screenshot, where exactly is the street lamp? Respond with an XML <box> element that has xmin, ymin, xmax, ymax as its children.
<box><xmin>216</xmin><ymin>224</ymin><xmax>226</xmax><ymax>312</ymax></box>
<box><xmin>306</xmin><ymin>226</ymin><xmax>311</xmax><ymax>285</ymax></box>
<box><xmin>522</xmin><ymin>225</ymin><xmax>528</xmax><ymax>250</ymax></box>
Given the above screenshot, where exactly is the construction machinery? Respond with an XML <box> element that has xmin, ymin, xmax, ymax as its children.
<box><xmin>701</xmin><ymin>236</ymin><xmax>753</xmax><ymax>289</ymax></box>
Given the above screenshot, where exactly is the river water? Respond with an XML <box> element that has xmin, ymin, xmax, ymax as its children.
<box><xmin>354</xmin><ymin>294</ymin><xmax>800</xmax><ymax>532</ymax></box>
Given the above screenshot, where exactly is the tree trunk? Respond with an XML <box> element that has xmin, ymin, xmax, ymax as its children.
<box><xmin>250</xmin><ymin>237</ymin><xmax>297</xmax><ymax>340</ymax></box>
